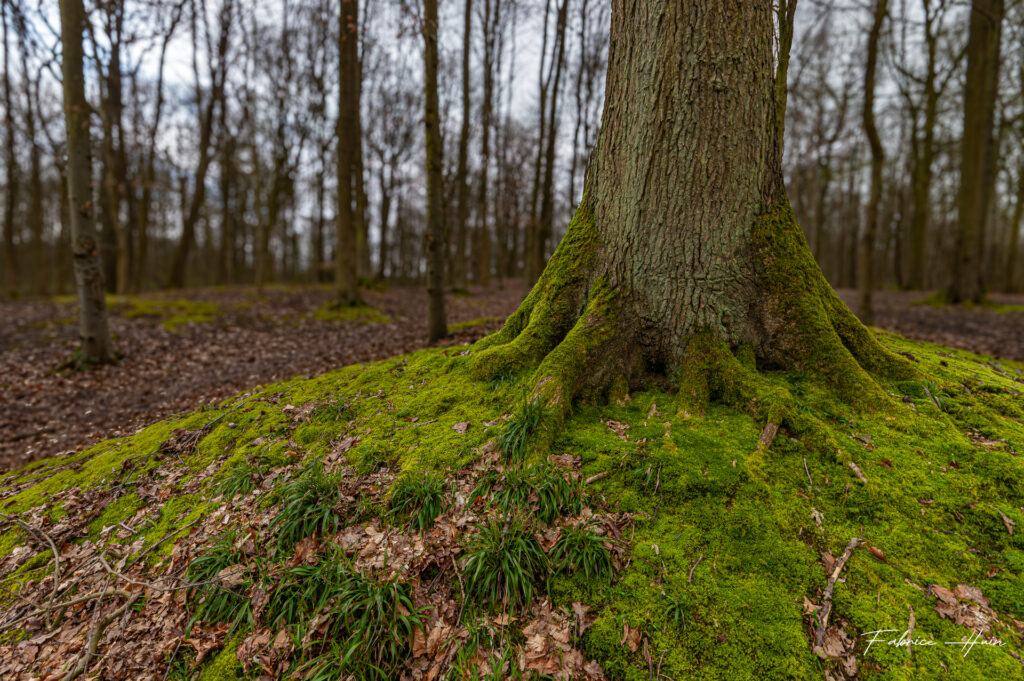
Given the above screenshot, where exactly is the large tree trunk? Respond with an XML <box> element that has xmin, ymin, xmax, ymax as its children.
<box><xmin>422</xmin><ymin>0</ymin><xmax>447</xmax><ymax>342</ymax></box>
<box><xmin>59</xmin><ymin>0</ymin><xmax>115</xmax><ymax>365</ymax></box>
<box><xmin>948</xmin><ymin>0</ymin><xmax>1004</xmax><ymax>303</ymax></box>
<box><xmin>335</xmin><ymin>0</ymin><xmax>362</xmax><ymax>305</ymax></box>
<box><xmin>472</xmin><ymin>0</ymin><xmax>912</xmax><ymax>443</ymax></box>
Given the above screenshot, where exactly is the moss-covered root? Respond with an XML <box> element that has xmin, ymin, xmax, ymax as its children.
<box><xmin>677</xmin><ymin>332</ymin><xmax>842</xmax><ymax>466</ymax></box>
<box><xmin>470</xmin><ymin>200</ymin><xmax>599</xmax><ymax>380</ymax></box>
<box><xmin>753</xmin><ymin>201</ymin><xmax>920</xmax><ymax>408</ymax></box>
<box><xmin>525</xmin><ymin>281</ymin><xmax>622</xmax><ymax>451</ymax></box>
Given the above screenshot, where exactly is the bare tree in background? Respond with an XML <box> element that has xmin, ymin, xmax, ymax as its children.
<box><xmin>336</xmin><ymin>0</ymin><xmax>363</xmax><ymax>305</ymax></box>
<box><xmin>949</xmin><ymin>0</ymin><xmax>1004</xmax><ymax>303</ymax></box>
<box><xmin>59</xmin><ymin>0</ymin><xmax>115</xmax><ymax>364</ymax></box>
<box><xmin>422</xmin><ymin>0</ymin><xmax>447</xmax><ymax>341</ymax></box>
<box><xmin>859</xmin><ymin>0</ymin><xmax>888</xmax><ymax>326</ymax></box>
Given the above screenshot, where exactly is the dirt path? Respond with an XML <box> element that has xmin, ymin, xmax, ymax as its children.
<box><xmin>0</xmin><ymin>283</ymin><xmax>524</xmax><ymax>471</ymax></box>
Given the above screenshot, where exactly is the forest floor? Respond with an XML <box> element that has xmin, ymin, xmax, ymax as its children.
<box><xmin>1</xmin><ymin>284</ymin><xmax>1022</xmax><ymax>472</ymax></box>
<box><xmin>0</xmin><ymin>282</ymin><xmax>523</xmax><ymax>471</ymax></box>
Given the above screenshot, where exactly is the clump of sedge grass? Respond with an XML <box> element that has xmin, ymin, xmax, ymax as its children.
<box><xmin>269</xmin><ymin>459</ymin><xmax>345</xmax><ymax>551</ymax></box>
<box><xmin>497</xmin><ymin>398</ymin><xmax>545</xmax><ymax>463</ymax></box>
<box><xmin>549</xmin><ymin>522</ymin><xmax>614</xmax><ymax>583</ymax></box>
<box><xmin>184</xmin><ymin>529</ymin><xmax>255</xmax><ymax>633</ymax></box>
<box><xmin>463</xmin><ymin>514</ymin><xmax>548</xmax><ymax>611</ymax></box>
<box><xmin>471</xmin><ymin>464</ymin><xmax>582</xmax><ymax>524</ymax></box>
<box><xmin>387</xmin><ymin>471</ymin><xmax>449</xmax><ymax>532</ymax></box>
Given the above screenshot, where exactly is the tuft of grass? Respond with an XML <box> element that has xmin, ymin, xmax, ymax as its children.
<box><xmin>284</xmin><ymin>549</ymin><xmax>422</xmax><ymax>681</ymax></box>
<box><xmin>269</xmin><ymin>460</ymin><xmax>345</xmax><ymax>552</ymax></box>
<box><xmin>497</xmin><ymin>399</ymin><xmax>545</xmax><ymax>463</ymax></box>
<box><xmin>463</xmin><ymin>514</ymin><xmax>548</xmax><ymax>611</ymax></box>
<box><xmin>387</xmin><ymin>472</ymin><xmax>449</xmax><ymax>532</ymax></box>
<box><xmin>184</xmin><ymin>530</ymin><xmax>255</xmax><ymax>633</ymax></box>
<box><xmin>472</xmin><ymin>464</ymin><xmax>582</xmax><ymax>524</ymax></box>
<box><xmin>216</xmin><ymin>460</ymin><xmax>262</xmax><ymax>500</ymax></box>
<box><xmin>549</xmin><ymin>522</ymin><xmax>614</xmax><ymax>583</ymax></box>
<box><xmin>312</xmin><ymin>399</ymin><xmax>352</xmax><ymax>423</ymax></box>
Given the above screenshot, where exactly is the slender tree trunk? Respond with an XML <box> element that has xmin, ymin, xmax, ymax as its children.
<box><xmin>472</xmin><ymin>0</ymin><xmax>913</xmax><ymax>432</ymax></box>
<box><xmin>20</xmin><ymin>45</ymin><xmax>46</xmax><ymax>295</ymax></box>
<box><xmin>422</xmin><ymin>0</ymin><xmax>447</xmax><ymax>341</ymax></box>
<box><xmin>336</xmin><ymin>0</ymin><xmax>362</xmax><ymax>305</ymax></box>
<box><xmin>377</xmin><ymin>167</ymin><xmax>391</xmax><ymax>280</ymax></box>
<box><xmin>535</xmin><ymin>0</ymin><xmax>569</xmax><ymax>288</ymax></box>
<box><xmin>859</xmin><ymin>0</ymin><xmax>887</xmax><ymax>326</ymax></box>
<box><xmin>2</xmin><ymin>0</ymin><xmax>19</xmax><ymax>298</ymax></box>
<box><xmin>774</xmin><ymin>0</ymin><xmax>797</xmax><ymax>156</ymax></box>
<box><xmin>1006</xmin><ymin>162</ymin><xmax>1024</xmax><ymax>292</ymax></box>
<box><xmin>451</xmin><ymin>0</ymin><xmax>472</xmax><ymax>289</ymax></box>
<box><xmin>949</xmin><ymin>0</ymin><xmax>1004</xmax><ymax>303</ymax></box>
<box><xmin>59</xmin><ymin>0</ymin><xmax>115</xmax><ymax>364</ymax></box>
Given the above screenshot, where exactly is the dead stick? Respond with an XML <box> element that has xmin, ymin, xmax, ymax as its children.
<box><xmin>815</xmin><ymin>537</ymin><xmax>860</xmax><ymax>647</ymax></box>
<box><xmin>62</xmin><ymin>591</ymin><xmax>142</xmax><ymax>681</ymax></box>
<box><xmin>687</xmin><ymin>555</ymin><xmax>704</xmax><ymax>584</ymax></box>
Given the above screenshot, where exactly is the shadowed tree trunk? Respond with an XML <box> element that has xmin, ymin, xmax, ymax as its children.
<box><xmin>948</xmin><ymin>0</ymin><xmax>1004</xmax><ymax>303</ymax></box>
<box><xmin>472</xmin><ymin>0</ymin><xmax>914</xmax><ymax>446</ymax></box>
<box><xmin>422</xmin><ymin>0</ymin><xmax>447</xmax><ymax>342</ymax></box>
<box><xmin>335</xmin><ymin>0</ymin><xmax>362</xmax><ymax>305</ymax></box>
<box><xmin>59</xmin><ymin>0</ymin><xmax>115</xmax><ymax>364</ymax></box>
<box><xmin>452</xmin><ymin>0</ymin><xmax>472</xmax><ymax>289</ymax></box>
<box><xmin>2</xmin><ymin>0</ymin><xmax>19</xmax><ymax>298</ymax></box>
<box><xmin>859</xmin><ymin>0</ymin><xmax>887</xmax><ymax>326</ymax></box>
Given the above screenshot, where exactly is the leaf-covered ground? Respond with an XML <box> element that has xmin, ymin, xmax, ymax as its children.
<box><xmin>0</xmin><ymin>283</ymin><xmax>522</xmax><ymax>471</ymax></box>
<box><xmin>0</xmin><ymin>327</ymin><xmax>1021</xmax><ymax>680</ymax></box>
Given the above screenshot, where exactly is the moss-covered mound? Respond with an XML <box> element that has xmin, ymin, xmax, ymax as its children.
<box><xmin>1</xmin><ymin>331</ymin><xmax>1022</xmax><ymax>680</ymax></box>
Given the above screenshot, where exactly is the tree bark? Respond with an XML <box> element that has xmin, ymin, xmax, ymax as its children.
<box><xmin>2</xmin><ymin>0</ymin><xmax>19</xmax><ymax>298</ymax></box>
<box><xmin>335</xmin><ymin>0</ymin><xmax>362</xmax><ymax>305</ymax></box>
<box><xmin>452</xmin><ymin>0</ymin><xmax>472</xmax><ymax>289</ymax></box>
<box><xmin>948</xmin><ymin>0</ymin><xmax>1004</xmax><ymax>303</ymax></box>
<box><xmin>859</xmin><ymin>0</ymin><xmax>887</xmax><ymax>326</ymax></box>
<box><xmin>472</xmin><ymin>0</ymin><xmax>913</xmax><ymax>443</ymax></box>
<box><xmin>422</xmin><ymin>0</ymin><xmax>447</xmax><ymax>341</ymax></box>
<box><xmin>59</xmin><ymin>0</ymin><xmax>115</xmax><ymax>364</ymax></box>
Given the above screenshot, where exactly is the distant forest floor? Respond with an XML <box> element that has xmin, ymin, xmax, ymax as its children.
<box><xmin>1</xmin><ymin>284</ymin><xmax>1022</xmax><ymax>471</ymax></box>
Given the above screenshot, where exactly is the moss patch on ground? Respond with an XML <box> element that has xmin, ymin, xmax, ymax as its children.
<box><xmin>1</xmin><ymin>331</ymin><xmax>1022</xmax><ymax>679</ymax></box>
<box><xmin>310</xmin><ymin>301</ymin><xmax>389</xmax><ymax>324</ymax></box>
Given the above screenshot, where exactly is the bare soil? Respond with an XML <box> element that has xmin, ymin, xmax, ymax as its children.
<box><xmin>0</xmin><ymin>282</ymin><xmax>524</xmax><ymax>471</ymax></box>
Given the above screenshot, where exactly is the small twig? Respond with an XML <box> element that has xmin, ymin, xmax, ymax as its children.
<box><xmin>0</xmin><ymin>512</ymin><xmax>62</xmax><ymax>612</ymax></box>
<box><xmin>687</xmin><ymin>555</ymin><xmax>704</xmax><ymax>584</ymax></box>
<box><xmin>803</xmin><ymin>457</ymin><xmax>813</xmax><ymax>488</ymax></box>
<box><xmin>62</xmin><ymin>590</ymin><xmax>141</xmax><ymax>681</ymax></box>
<box><xmin>585</xmin><ymin>471</ymin><xmax>610</xmax><ymax>485</ymax></box>
<box><xmin>814</xmin><ymin>536</ymin><xmax>860</xmax><ymax>647</ymax></box>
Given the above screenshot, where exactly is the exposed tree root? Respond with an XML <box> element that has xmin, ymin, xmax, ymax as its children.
<box><xmin>472</xmin><ymin>200</ymin><xmax>922</xmax><ymax>461</ymax></box>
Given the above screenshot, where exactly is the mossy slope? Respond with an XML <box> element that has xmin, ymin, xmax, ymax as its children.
<box><xmin>1</xmin><ymin>331</ymin><xmax>1022</xmax><ymax>680</ymax></box>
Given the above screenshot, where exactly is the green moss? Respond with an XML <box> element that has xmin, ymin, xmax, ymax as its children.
<box><xmin>2</xmin><ymin>323</ymin><xmax>1022</xmax><ymax>679</ymax></box>
<box><xmin>448</xmin><ymin>316</ymin><xmax>503</xmax><ymax>333</ymax></box>
<box><xmin>196</xmin><ymin>634</ymin><xmax>244</xmax><ymax>681</ymax></box>
<box><xmin>311</xmin><ymin>301</ymin><xmax>389</xmax><ymax>323</ymax></box>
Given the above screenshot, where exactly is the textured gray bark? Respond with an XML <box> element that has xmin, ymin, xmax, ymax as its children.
<box><xmin>585</xmin><ymin>0</ymin><xmax>783</xmax><ymax>369</ymax></box>
<box><xmin>474</xmin><ymin>0</ymin><xmax>912</xmax><ymax>413</ymax></box>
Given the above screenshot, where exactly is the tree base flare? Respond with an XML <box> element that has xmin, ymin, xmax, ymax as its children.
<box><xmin>471</xmin><ymin>201</ymin><xmax>920</xmax><ymax>458</ymax></box>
